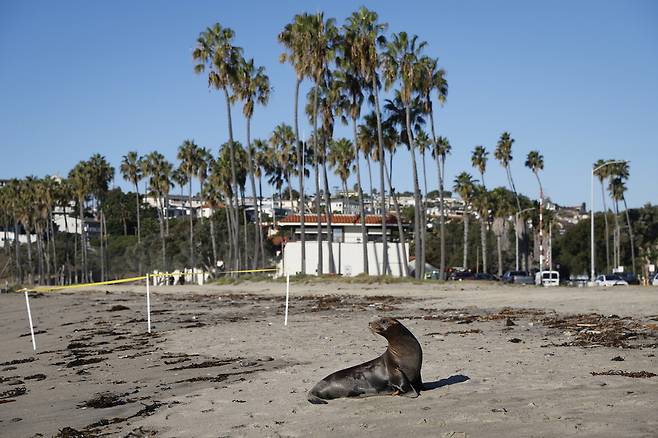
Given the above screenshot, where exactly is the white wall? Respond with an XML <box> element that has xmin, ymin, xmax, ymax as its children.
<box><xmin>279</xmin><ymin>241</ymin><xmax>409</xmax><ymax>277</ymax></box>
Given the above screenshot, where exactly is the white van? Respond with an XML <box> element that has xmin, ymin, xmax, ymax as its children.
<box><xmin>535</xmin><ymin>271</ymin><xmax>559</xmax><ymax>287</ymax></box>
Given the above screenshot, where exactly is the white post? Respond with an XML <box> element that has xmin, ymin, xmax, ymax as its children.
<box><xmin>146</xmin><ymin>273</ymin><xmax>151</xmax><ymax>333</ymax></box>
<box><xmin>24</xmin><ymin>291</ymin><xmax>36</xmax><ymax>351</ymax></box>
<box><xmin>590</xmin><ymin>167</ymin><xmax>595</xmax><ymax>282</ymax></box>
<box><xmin>284</xmin><ymin>274</ymin><xmax>290</xmax><ymax>326</ymax></box>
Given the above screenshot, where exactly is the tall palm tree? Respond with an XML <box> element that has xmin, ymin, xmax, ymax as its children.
<box><xmin>87</xmin><ymin>154</ymin><xmax>114</xmax><ymax>281</ymax></box>
<box><xmin>382</xmin><ymin>31</ymin><xmax>427</xmax><ymax>278</ymax></box>
<box><xmin>235</xmin><ymin>57</ymin><xmax>270</xmax><ymax>267</ymax></box>
<box><xmin>525</xmin><ymin>150</ymin><xmax>545</xmax><ymax>271</ymax></box>
<box><xmin>344</xmin><ymin>7</ymin><xmax>390</xmax><ymax>275</ymax></box>
<box><xmin>120</xmin><ymin>151</ymin><xmax>144</xmax><ymax>245</ymax></box>
<box><xmin>608</xmin><ymin>162</ymin><xmax>635</xmax><ymax>273</ymax></box>
<box><xmin>593</xmin><ymin>159</ymin><xmax>612</xmax><ymax>273</ymax></box>
<box><xmin>471</xmin><ymin>145</ymin><xmax>489</xmax><ymax>273</ymax></box>
<box><xmin>304</xmin><ymin>13</ymin><xmax>339</xmax><ymax>275</ymax></box>
<box><xmin>415</xmin><ymin>129</ymin><xmax>432</xmax><ymax>276</ymax></box>
<box><xmin>177</xmin><ymin>139</ymin><xmax>201</xmax><ymax>268</ymax></box>
<box><xmin>193</xmin><ymin>22</ymin><xmax>244</xmax><ymax>270</ymax></box>
<box><xmin>334</xmin><ymin>61</ymin><xmax>369</xmax><ymax>275</ymax></box>
<box><xmin>416</xmin><ymin>55</ymin><xmax>448</xmax><ymax>277</ymax></box>
<box><xmin>495</xmin><ymin>131</ymin><xmax>524</xmax><ymax>268</ymax></box>
<box><xmin>453</xmin><ymin>172</ymin><xmax>477</xmax><ymax>270</ymax></box>
<box><xmin>432</xmin><ymin>136</ymin><xmax>451</xmax><ymax>279</ymax></box>
<box><xmin>279</xmin><ymin>14</ymin><xmax>313</xmax><ymax>275</ymax></box>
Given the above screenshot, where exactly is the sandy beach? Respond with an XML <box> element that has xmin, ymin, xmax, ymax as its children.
<box><xmin>1</xmin><ymin>281</ymin><xmax>657</xmax><ymax>437</ymax></box>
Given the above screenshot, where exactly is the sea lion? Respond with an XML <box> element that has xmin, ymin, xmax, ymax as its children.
<box><xmin>307</xmin><ymin>317</ymin><xmax>423</xmax><ymax>404</ymax></box>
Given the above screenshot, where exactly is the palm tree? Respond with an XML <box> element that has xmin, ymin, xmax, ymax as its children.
<box><xmin>327</xmin><ymin>138</ymin><xmax>355</xmax><ymax>209</ymax></box>
<box><xmin>471</xmin><ymin>185</ymin><xmax>489</xmax><ymax>273</ymax></box>
<box><xmin>235</xmin><ymin>57</ymin><xmax>270</xmax><ymax>267</ymax></box>
<box><xmin>279</xmin><ymin>14</ymin><xmax>313</xmax><ymax>275</ymax></box>
<box><xmin>193</xmin><ymin>22</ymin><xmax>244</xmax><ymax>271</ymax></box>
<box><xmin>334</xmin><ymin>60</ymin><xmax>370</xmax><ymax>275</ymax></box>
<box><xmin>68</xmin><ymin>161</ymin><xmax>91</xmax><ymax>282</ymax></box>
<box><xmin>453</xmin><ymin>172</ymin><xmax>477</xmax><ymax>270</ymax></box>
<box><xmin>382</xmin><ymin>31</ymin><xmax>427</xmax><ymax>278</ymax></box>
<box><xmin>144</xmin><ymin>151</ymin><xmax>173</xmax><ymax>271</ymax></box>
<box><xmin>490</xmin><ymin>187</ymin><xmax>515</xmax><ymax>276</ymax></box>
<box><xmin>417</xmin><ymin>56</ymin><xmax>448</xmax><ymax>278</ymax></box>
<box><xmin>495</xmin><ymin>132</ymin><xmax>524</xmax><ymax>268</ymax></box>
<box><xmin>120</xmin><ymin>151</ymin><xmax>144</xmax><ymax>245</ymax></box>
<box><xmin>471</xmin><ymin>145</ymin><xmax>489</xmax><ymax>273</ymax></box>
<box><xmin>177</xmin><ymin>139</ymin><xmax>202</xmax><ymax>268</ymax></box>
<box><xmin>525</xmin><ymin>150</ymin><xmax>545</xmax><ymax>271</ymax></box>
<box><xmin>270</xmin><ymin>123</ymin><xmax>297</xmax><ymax>208</ymax></box>
<box><xmin>344</xmin><ymin>7</ymin><xmax>390</xmax><ymax>275</ymax></box>
<box><xmin>304</xmin><ymin>13</ymin><xmax>339</xmax><ymax>275</ymax></box>
<box><xmin>432</xmin><ymin>136</ymin><xmax>451</xmax><ymax>280</ymax></box>
<box><xmin>593</xmin><ymin>159</ymin><xmax>612</xmax><ymax>273</ymax></box>
<box><xmin>608</xmin><ymin>162</ymin><xmax>635</xmax><ymax>273</ymax></box>
<box><xmin>87</xmin><ymin>154</ymin><xmax>114</xmax><ymax>281</ymax></box>
<box><xmin>415</xmin><ymin>129</ymin><xmax>432</xmax><ymax>276</ymax></box>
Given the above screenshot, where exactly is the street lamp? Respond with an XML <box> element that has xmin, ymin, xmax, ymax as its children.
<box><xmin>590</xmin><ymin>160</ymin><xmax>629</xmax><ymax>282</ymax></box>
<box><xmin>515</xmin><ymin>207</ymin><xmax>535</xmax><ymax>271</ymax></box>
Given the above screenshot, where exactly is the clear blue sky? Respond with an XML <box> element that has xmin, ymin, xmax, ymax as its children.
<box><xmin>1</xmin><ymin>0</ymin><xmax>657</xmax><ymax>208</ymax></box>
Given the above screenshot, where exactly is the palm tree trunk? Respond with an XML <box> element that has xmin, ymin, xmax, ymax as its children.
<box><xmin>352</xmin><ymin>118</ymin><xmax>369</xmax><ymax>275</ymax></box>
<box><xmin>188</xmin><ymin>177</ymin><xmax>194</xmax><ymax>268</ymax></box>
<box><xmin>420</xmin><ymin>150</ymin><xmax>428</xmax><ymax>279</ymax></box>
<box><xmin>463</xmin><ymin>213</ymin><xmax>469</xmax><ymax>269</ymax></box>
<box><xmin>25</xmin><ymin>224</ymin><xmax>33</xmax><ymax>284</ymax></box>
<box><xmin>210</xmin><ymin>207</ymin><xmax>218</xmax><ymax>270</ymax></box>
<box><xmin>312</xmin><ymin>85</ymin><xmax>322</xmax><ymax>275</ymax></box>
<box><xmin>223</xmin><ymin>86</ymin><xmax>241</xmax><ymax>271</ymax></box>
<box><xmin>384</xmin><ymin>157</ymin><xmax>409</xmax><ymax>277</ymax></box>
<box><xmin>245</xmin><ymin>117</ymin><xmax>262</xmax><ymax>267</ymax></box>
<box><xmin>599</xmin><ymin>181</ymin><xmax>610</xmax><ymax>273</ymax></box>
<box><xmin>480</xmin><ymin>218</ymin><xmax>487</xmax><ymax>273</ymax></box>
<box><xmin>241</xmin><ymin>190</ymin><xmax>249</xmax><ymax>268</ymax></box>
<box><xmin>405</xmin><ymin>105</ymin><xmax>422</xmax><ymax>279</ymax></box>
<box><xmin>293</xmin><ymin>76</ymin><xmax>306</xmax><ymax>275</ymax></box>
<box><xmin>258</xmin><ymin>174</ymin><xmax>266</xmax><ymax>266</ymax></box>
<box><xmin>372</xmin><ymin>77</ymin><xmax>389</xmax><ymax>275</ymax></box>
<box><xmin>13</xmin><ymin>219</ymin><xmax>22</xmax><ymax>283</ymax></box>
<box><xmin>49</xmin><ymin>209</ymin><xmax>57</xmax><ymax>284</ymax></box>
<box><xmin>224</xmin><ymin>202</ymin><xmax>234</xmax><ymax>271</ymax></box>
<box><xmin>158</xmin><ymin>196</ymin><xmax>166</xmax><ymax>272</ymax></box>
<box><xmin>497</xmin><ymin>234</ymin><xmax>503</xmax><ymax>276</ymax></box>
<box><xmin>134</xmin><ymin>183</ymin><xmax>141</xmax><ymax>244</ymax></box>
<box><xmin>622</xmin><ymin>197</ymin><xmax>635</xmax><ymax>274</ymax></box>
<box><xmin>613</xmin><ymin>199</ymin><xmax>620</xmax><ymax>268</ymax></box>
<box><xmin>438</xmin><ymin>157</ymin><xmax>447</xmax><ymax>280</ymax></box>
<box><xmin>322</xmin><ymin>159</ymin><xmax>336</xmax><ymax>274</ymax></box>
<box><xmin>366</xmin><ymin>156</ymin><xmax>374</xmax><ymax>213</ymax></box>
<box><xmin>78</xmin><ymin>200</ymin><xmax>85</xmax><ymax>282</ymax></box>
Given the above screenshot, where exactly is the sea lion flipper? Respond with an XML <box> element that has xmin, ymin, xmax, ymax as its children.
<box><xmin>390</xmin><ymin>368</ymin><xmax>419</xmax><ymax>397</ymax></box>
<box><xmin>307</xmin><ymin>390</ymin><xmax>328</xmax><ymax>404</ymax></box>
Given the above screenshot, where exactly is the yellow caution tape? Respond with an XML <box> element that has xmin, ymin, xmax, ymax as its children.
<box><xmin>19</xmin><ymin>267</ymin><xmax>278</xmax><ymax>293</ymax></box>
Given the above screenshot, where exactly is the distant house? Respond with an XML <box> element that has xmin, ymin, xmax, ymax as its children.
<box><xmin>277</xmin><ymin>213</ymin><xmax>409</xmax><ymax>277</ymax></box>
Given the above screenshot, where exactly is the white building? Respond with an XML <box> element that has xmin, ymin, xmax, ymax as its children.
<box><xmin>277</xmin><ymin>214</ymin><xmax>409</xmax><ymax>277</ymax></box>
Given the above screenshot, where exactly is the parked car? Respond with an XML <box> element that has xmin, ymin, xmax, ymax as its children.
<box><xmin>595</xmin><ymin>274</ymin><xmax>629</xmax><ymax>287</ymax></box>
<box><xmin>448</xmin><ymin>270</ymin><xmax>475</xmax><ymax>281</ymax></box>
<box><xmin>617</xmin><ymin>272</ymin><xmax>640</xmax><ymax>285</ymax></box>
<box><xmin>501</xmin><ymin>271</ymin><xmax>534</xmax><ymax>285</ymax></box>
<box><xmin>652</xmin><ymin>273</ymin><xmax>658</xmax><ymax>286</ymax></box>
<box><xmin>535</xmin><ymin>271</ymin><xmax>559</xmax><ymax>287</ymax></box>
<box><xmin>474</xmin><ymin>272</ymin><xmax>498</xmax><ymax>281</ymax></box>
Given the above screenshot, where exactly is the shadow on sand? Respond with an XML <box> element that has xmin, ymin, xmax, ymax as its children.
<box><xmin>422</xmin><ymin>374</ymin><xmax>470</xmax><ymax>391</ymax></box>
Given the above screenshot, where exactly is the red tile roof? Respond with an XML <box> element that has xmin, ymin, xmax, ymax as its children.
<box><xmin>279</xmin><ymin>214</ymin><xmax>399</xmax><ymax>225</ymax></box>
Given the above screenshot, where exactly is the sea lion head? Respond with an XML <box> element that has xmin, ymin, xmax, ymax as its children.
<box><xmin>369</xmin><ymin>317</ymin><xmax>402</xmax><ymax>337</ymax></box>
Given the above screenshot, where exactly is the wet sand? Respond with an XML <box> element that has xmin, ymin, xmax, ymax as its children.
<box><xmin>1</xmin><ymin>281</ymin><xmax>657</xmax><ymax>437</ymax></box>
